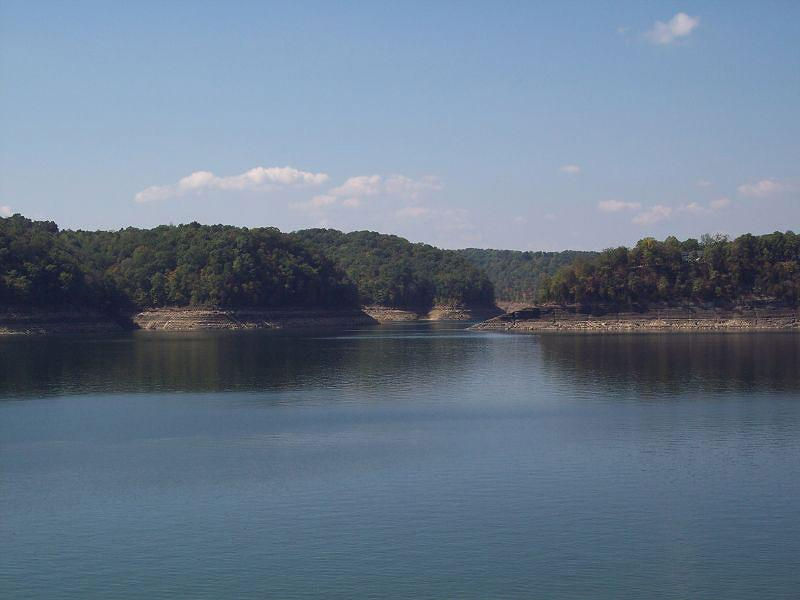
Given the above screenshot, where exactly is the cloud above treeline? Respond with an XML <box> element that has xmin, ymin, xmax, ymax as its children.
<box><xmin>598</xmin><ymin>200</ymin><xmax>641</xmax><ymax>212</ymax></box>
<box><xmin>598</xmin><ymin>194</ymin><xmax>732</xmax><ymax>226</ymax></box>
<box><xmin>737</xmin><ymin>179</ymin><xmax>789</xmax><ymax>198</ymax></box>
<box><xmin>134</xmin><ymin>166</ymin><xmax>329</xmax><ymax>203</ymax></box>
<box><xmin>0</xmin><ymin>205</ymin><xmax>12</xmax><ymax>217</ymax></box>
<box><xmin>645</xmin><ymin>12</ymin><xmax>700</xmax><ymax>45</ymax></box>
<box><xmin>292</xmin><ymin>174</ymin><xmax>443</xmax><ymax>213</ymax></box>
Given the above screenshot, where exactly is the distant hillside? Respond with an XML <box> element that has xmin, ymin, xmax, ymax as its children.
<box><xmin>2</xmin><ymin>216</ymin><xmax>358</xmax><ymax>311</ymax></box>
<box><xmin>5</xmin><ymin>214</ymin><xmax>796</xmax><ymax>315</ymax></box>
<box><xmin>456</xmin><ymin>248</ymin><xmax>597</xmax><ymax>303</ymax></box>
<box><xmin>291</xmin><ymin>229</ymin><xmax>495</xmax><ymax>309</ymax></box>
<box><xmin>540</xmin><ymin>233</ymin><xmax>800</xmax><ymax>307</ymax></box>
<box><xmin>1</xmin><ymin>216</ymin><xmax>494</xmax><ymax>313</ymax></box>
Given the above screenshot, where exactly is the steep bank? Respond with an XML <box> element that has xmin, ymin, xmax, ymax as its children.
<box><xmin>471</xmin><ymin>305</ymin><xmax>800</xmax><ymax>333</ymax></box>
<box><xmin>0</xmin><ymin>309</ymin><xmax>126</xmax><ymax>335</ymax></box>
<box><xmin>0</xmin><ymin>304</ymin><xmax>504</xmax><ymax>335</ymax></box>
<box><xmin>0</xmin><ymin>307</ymin><xmax>377</xmax><ymax>335</ymax></box>
<box><xmin>363</xmin><ymin>305</ymin><xmax>503</xmax><ymax>322</ymax></box>
<box><xmin>132</xmin><ymin>308</ymin><xmax>377</xmax><ymax>330</ymax></box>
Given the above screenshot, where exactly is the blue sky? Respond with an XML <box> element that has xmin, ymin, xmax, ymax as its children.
<box><xmin>1</xmin><ymin>1</ymin><xmax>798</xmax><ymax>250</ymax></box>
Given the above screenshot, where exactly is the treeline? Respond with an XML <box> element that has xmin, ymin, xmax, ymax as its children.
<box><xmin>4</xmin><ymin>215</ymin><xmax>798</xmax><ymax>313</ymax></box>
<box><xmin>290</xmin><ymin>229</ymin><xmax>494</xmax><ymax>309</ymax></box>
<box><xmin>0</xmin><ymin>216</ymin><xmax>111</xmax><ymax>308</ymax></box>
<box><xmin>0</xmin><ymin>215</ymin><xmax>494</xmax><ymax>312</ymax></box>
<box><xmin>457</xmin><ymin>248</ymin><xmax>596</xmax><ymax>303</ymax></box>
<box><xmin>540</xmin><ymin>233</ymin><xmax>800</xmax><ymax>307</ymax></box>
<box><xmin>0</xmin><ymin>216</ymin><xmax>359</xmax><ymax>310</ymax></box>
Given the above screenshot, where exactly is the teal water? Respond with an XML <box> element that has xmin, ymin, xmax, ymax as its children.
<box><xmin>1</xmin><ymin>324</ymin><xmax>799</xmax><ymax>599</ymax></box>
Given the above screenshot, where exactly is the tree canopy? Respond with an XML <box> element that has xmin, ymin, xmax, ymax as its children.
<box><xmin>290</xmin><ymin>229</ymin><xmax>495</xmax><ymax>309</ymax></box>
<box><xmin>539</xmin><ymin>233</ymin><xmax>800</xmax><ymax>307</ymax></box>
<box><xmin>3</xmin><ymin>216</ymin><xmax>797</xmax><ymax>313</ymax></box>
<box><xmin>456</xmin><ymin>248</ymin><xmax>596</xmax><ymax>302</ymax></box>
<box><xmin>1</xmin><ymin>216</ymin><xmax>494</xmax><ymax>311</ymax></box>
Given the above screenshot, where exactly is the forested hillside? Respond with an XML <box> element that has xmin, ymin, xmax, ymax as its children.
<box><xmin>0</xmin><ymin>215</ymin><xmax>110</xmax><ymax>308</ymax></box>
<box><xmin>1</xmin><ymin>216</ymin><xmax>357</xmax><ymax>310</ymax></box>
<box><xmin>457</xmin><ymin>248</ymin><xmax>596</xmax><ymax>303</ymax></box>
<box><xmin>540</xmin><ymin>233</ymin><xmax>800</xmax><ymax>307</ymax></box>
<box><xmin>290</xmin><ymin>229</ymin><xmax>494</xmax><ymax>309</ymax></box>
<box><xmin>1</xmin><ymin>216</ymin><xmax>494</xmax><ymax>312</ymax></box>
<box><xmin>4</xmin><ymin>215</ymin><xmax>797</xmax><ymax>313</ymax></box>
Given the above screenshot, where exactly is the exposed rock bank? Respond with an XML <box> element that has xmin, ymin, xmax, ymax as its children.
<box><xmin>0</xmin><ymin>309</ymin><xmax>124</xmax><ymax>335</ymax></box>
<box><xmin>363</xmin><ymin>305</ymin><xmax>503</xmax><ymax>322</ymax></box>
<box><xmin>132</xmin><ymin>308</ymin><xmax>377</xmax><ymax>330</ymax></box>
<box><xmin>470</xmin><ymin>305</ymin><xmax>800</xmax><ymax>333</ymax></box>
<box><xmin>1</xmin><ymin>304</ymin><xmax>505</xmax><ymax>335</ymax></box>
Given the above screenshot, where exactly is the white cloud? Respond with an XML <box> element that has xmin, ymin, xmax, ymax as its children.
<box><xmin>313</xmin><ymin>174</ymin><xmax>442</xmax><ymax>210</ymax></box>
<box><xmin>710</xmin><ymin>197</ymin><xmax>731</xmax><ymax>210</ymax></box>
<box><xmin>328</xmin><ymin>175</ymin><xmax>383</xmax><ymax>200</ymax></box>
<box><xmin>598</xmin><ymin>199</ymin><xmax>641</xmax><ymax>212</ymax></box>
<box><xmin>395</xmin><ymin>206</ymin><xmax>430</xmax><ymax>219</ymax></box>
<box><xmin>135</xmin><ymin>166</ymin><xmax>329</xmax><ymax>203</ymax></box>
<box><xmin>646</xmin><ymin>12</ymin><xmax>700</xmax><ymax>45</ymax></box>
<box><xmin>311</xmin><ymin>194</ymin><xmax>336</xmax><ymax>207</ymax></box>
<box><xmin>737</xmin><ymin>179</ymin><xmax>788</xmax><ymax>198</ymax></box>
<box><xmin>341</xmin><ymin>197</ymin><xmax>361</xmax><ymax>208</ymax></box>
<box><xmin>633</xmin><ymin>205</ymin><xmax>672</xmax><ymax>225</ymax></box>
<box><xmin>680</xmin><ymin>202</ymin><xmax>708</xmax><ymax>214</ymax></box>
<box><xmin>559</xmin><ymin>164</ymin><xmax>581</xmax><ymax>175</ymax></box>
<box><xmin>0</xmin><ymin>205</ymin><xmax>12</xmax><ymax>217</ymax></box>
<box><xmin>696</xmin><ymin>179</ymin><xmax>712</xmax><ymax>187</ymax></box>
<box><xmin>291</xmin><ymin>173</ymin><xmax>443</xmax><ymax>215</ymax></box>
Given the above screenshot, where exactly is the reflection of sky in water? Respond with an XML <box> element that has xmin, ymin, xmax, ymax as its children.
<box><xmin>1</xmin><ymin>325</ymin><xmax>798</xmax><ymax>400</ymax></box>
<box><xmin>2</xmin><ymin>324</ymin><xmax>800</xmax><ymax>599</ymax></box>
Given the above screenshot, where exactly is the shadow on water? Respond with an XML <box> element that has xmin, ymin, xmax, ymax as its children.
<box><xmin>2</xmin><ymin>325</ymin><xmax>799</xmax><ymax>400</ymax></box>
<box><xmin>536</xmin><ymin>332</ymin><xmax>800</xmax><ymax>396</ymax></box>
<box><xmin>0</xmin><ymin>323</ymin><xmax>489</xmax><ymax>399</ymax></box>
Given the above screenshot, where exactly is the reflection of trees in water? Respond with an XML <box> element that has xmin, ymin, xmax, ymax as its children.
<box><xmin>538</xmin><ymin>333</ymin><xmax>800</xmax><ymax>395</ymax></box>
<box><xmin>0</xmin><ymin>326</ymin><xmax>483</xmax><ymax>399</ymax></box>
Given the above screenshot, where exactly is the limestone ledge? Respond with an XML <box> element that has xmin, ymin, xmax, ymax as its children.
<box><xmin>363</xmin><ymin>305</ymin><xmax>503</xmax><ymax>322</ymax></box>
<box><xmin>132</xmin><ymin>308</ymin><xmax>376</xmax><ymax>330</ymax></box>
<box><xmin>471</xmin><ymin>305</ymin><xmax>800</xmax><ymax>333</ymax></box>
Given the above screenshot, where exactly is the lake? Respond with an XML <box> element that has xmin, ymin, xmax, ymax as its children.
<box><xmin>1</xmin><ymin>324</ymin><xmax>799</xmax><ymax>599</ymax></box>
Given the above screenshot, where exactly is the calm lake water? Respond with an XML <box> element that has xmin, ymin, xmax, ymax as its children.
<box><xmin>2</xmin><ymin>324</ymin><xmax>799</xmax><ymax>599</ymax></box>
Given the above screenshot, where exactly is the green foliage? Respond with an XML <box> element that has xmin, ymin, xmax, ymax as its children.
<box><xmin>539</xmin><ymin>232</ymin><xmax>800</xmax><ymax>307</ymax></box>
<box><xmin>0</xmin><ymin>214</ymin><xmax>108</xmax><ymax>308</ymax></box>
<box><xmin>290</xmin><ymin>229</ymin><xmax>495</xmax><ymax>308</ymax></box>
<box><xmin>2</xmin><ymin>216</ymin><xmax>358</xmax><ymax>310</ymax></box>
<box><xmin>456</xmin><ymin>248</ymin><xmax>597</xmax><ymax>302</ymax></box>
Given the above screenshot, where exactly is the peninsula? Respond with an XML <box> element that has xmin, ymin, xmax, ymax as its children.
<box><xmin>1</xmin><ymin>214</ymin><xmax>797</xmax><ymax>334</ymax></box>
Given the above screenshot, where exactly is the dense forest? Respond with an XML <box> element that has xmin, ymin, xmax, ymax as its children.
<box><xmin>3</xmin><ymin>215</ymin><xmax>798</xmax><ymax>313</ymax></box>
<box><xmin>1</xmin><ymin>216</ymin><xmax>357</xmax><ymax>310</ymax></box>
<box><xmin>540</xmin><ymin>232</ymin><xmax>800</xmax><ymax>307</ymax></box>
<box><xmin>457</xmin><ymin>248</ymin><xmax>596</xmax><ymax>302</ymax></box>
<box><xmin>0</xmin><ymin>216</ymin><xmax>494</xmax><ymax>312</ymax></box>
<box><xmin>0</xmin><ymin>215</ymin><xmax>110</xmax><ymax>308</ymax></box>
<box><xmin>291</xmin><ymin>229</ymin><xmax>494</xmax><ymax>309</ymax></box>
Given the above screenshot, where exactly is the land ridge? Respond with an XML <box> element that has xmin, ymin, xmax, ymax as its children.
<box><xmin>470</xmin><ymin>303</ymin><xmax>800</xmax><ymax>333</ymax></box>
<box><xmin>0</xmin><ymin>303</ymin><xmax>504</xmax><ymax>335</ymax></box>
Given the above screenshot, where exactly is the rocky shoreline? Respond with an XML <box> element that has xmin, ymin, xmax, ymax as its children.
<box><xmin>0</xmin><ymin>304</ymin><xmax>503</xmax><ymax>335</ymax></box>
<box><xmin>470</xmin><ymin>305</ymin><xmax>800</xmax><ymax>333</ymax></box>
<box><xmin>363</xmin><ymin>305</ymin><xmax>503</xmax><ymax>322</ymax></box>
<box><xmin>0</xmin><ymin>309</ymin><xmax>124</xmax><ymax>336</ymax></box>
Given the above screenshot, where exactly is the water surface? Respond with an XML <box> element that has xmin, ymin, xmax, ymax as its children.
<box><xmin>2</xmin><ymin>324</ymin><xmax>799</xmax><ymax>598</ymax></box>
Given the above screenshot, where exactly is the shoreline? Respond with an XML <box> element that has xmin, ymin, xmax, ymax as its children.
<box><xmin>362</xmin><ymin>305</ymin><xmax>503</xmax><ymax>323</ymax></box>
<box><xmin>470</xmin><ymin>305</ymin><xmax>800</xmax><ymax>333</ymax></box>
<box><xmin>0</xmin><ymin>304</ymin><xmax>503</xmax><ymax>335</ymax></box>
